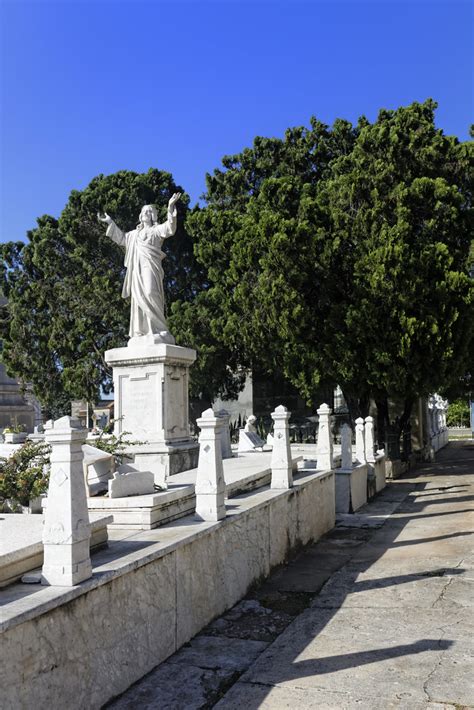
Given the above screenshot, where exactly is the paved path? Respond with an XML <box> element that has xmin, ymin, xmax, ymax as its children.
<box><xmin>107</xmin><ymin>441</ymin><xmax>474</xmax><ymax>709</ymax></box>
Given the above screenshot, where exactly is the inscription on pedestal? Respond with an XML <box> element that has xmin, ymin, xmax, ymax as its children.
<box><xmin>164</xmin><ymin>365</ymin><xmax>188</xmax><ymax>440</ymax></box>
<box><xmin>121</xmin><ymin>371</ymin><xmax>158</xmax><ymax>435</ymax></box>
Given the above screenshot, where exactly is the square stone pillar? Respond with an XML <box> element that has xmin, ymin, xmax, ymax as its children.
<box><xmin>270</xmin><ymin>405</ymin><xmax>293</xmax><ymax>489</ymax></box>
<box><xmin>105</xmin><ymin>343</ymin><xmax>199</xmax><ymax>488</ymax></box>
<box><xmin>216</xmin><ymin>409</ymin><xmax>233</xmax><ymax>459</ymax></box>
<box><xmin>364</xmin><ymin>415</ymin><xmax>376</xmax><ymax>498</ymax></box>
<box><xmin>195</xmin><ymin>409</ymin><xmax>226</xmax><ymax>521</ymax></box>
<box><xmin>316</xmin><ymin>403</ymin><xmax>333</xmax><ymax>470</ymax></box>
<box><xmin>364</xmin><ymin>416</ymin><xmax>375</xmax><ymax>463</ymax></box>
<box><xmin>340</xmin><ymin>423</ymin><xmax>353</xmax><ymax>471</ymax></box>
<box><xmin>355</xmin><ymin>417</ymin><xmax>366</xmax><ymax>464</ymax></box>
<box><xmin>42</xmin><ymin>416</ymin><xmax>92</xmax><ymax>587</ymax></box>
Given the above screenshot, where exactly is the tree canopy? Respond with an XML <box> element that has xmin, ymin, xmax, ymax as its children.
<box><xmin>1</xmin><ymin>102</ymin><xmax>472</xmax><ymax>433</ymax></box>
<box><xmin>179</xmin><ymin>100</ymin><xmax>473</xmax><ymax>434</ymax></box>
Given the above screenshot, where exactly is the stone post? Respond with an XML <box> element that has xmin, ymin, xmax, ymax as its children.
<box><xmin>316</xmin><ymin>403</ymin><xmax>333</xmax><ymax>470</ymax></box>
<box><xmin>270</xmin><ymin>405</ymin><xmax>292</xmax><ymax>489</ymax></box>
<box><xmin>41</xmin><ymin>416</ymin><xmax>92</xmax><ymax>587</ymax></box>
<box><xmin>364</xmin><ymin>416</ymin><xmax>375</xmax><ymax>463</ymax></box>
<box><xmin>355</xmin><ymin>417</ymin><xmax>366</xmax><ymax>464</ymax></box>
<box><xmin>216</xmin><ymin>409</ymin><xmax>233</xmax><ymax>459</ymax></box>
<box><xmin>340</xmin><ymin>423</ymin><xmax>353</xmax><ymax>471</ymax></box>
<box><xmin>195</xmin><ymin>409</ymin><xmax>226</xmax><ymax>521</ymax></box>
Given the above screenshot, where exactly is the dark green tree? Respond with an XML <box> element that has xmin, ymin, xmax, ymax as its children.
<box><xmin>313</xmin><ymin>100</ymin><xmax>473</xmax><ymax>440</ymax></box>
<box><xmin>174</xmin><ymin>118</ymin><xmax>358</xmax><ymax>406</ymax></box>
<box><xmin>182</xmin><ymin>101</ymin><xmax>473</xmax><ymax>443</ymax></box>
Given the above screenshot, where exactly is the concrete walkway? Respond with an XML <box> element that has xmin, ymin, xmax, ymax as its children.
<box><xmin>107</xmin><ymin>441</ymin><xmax>474</xmax><ymax>710</ymax></box>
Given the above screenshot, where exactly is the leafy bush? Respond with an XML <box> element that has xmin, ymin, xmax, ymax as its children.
<box><xmin>0</xmin><ymin>441</ymin><xmax>51</xmax><ymax>506</ymax></box>
<box><xmin>3</xmin><ymin>424</ymin><xmax>27</xmax><ymax>434</ymax></box>
<box><xmin>447</xmin><ymin>399</ymin><xmax>471</xmax><ymax>428</ymax></box>
<box><xmin>91</xmin><ymin>420</ymin><xmax>146</xmax><ymax>466</ymax></box>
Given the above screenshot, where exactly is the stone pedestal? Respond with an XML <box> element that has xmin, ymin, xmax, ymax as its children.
<box><xmin>355</xmin><ymin>417</ymin><xmax>366</xmax><ymax>465</ymax></box>
<box><xmin>195</xmin><ymin>409</ymin><xmax>226</xmax><ymax>521</ymax></box>
<box><xmin>216</xmin><ymin>409</ymin><xmax>233</xmax><ymax>459</ymax></box>
<box><xmin>316</xmin><ymin>403</ymin><xmax>333</xmax><ymax>471</ymax></box>
<box><xmin>270</xmin><ymin>405</ymin><xmax>292</xmax><ymax>489</ymax></box>
<box><xmin>364</xmin><ymin>415</ymin><xmax>376</xmax><ymax>497</ymax></box>
<box><xmin>41</xmin><ymin>417</ymin><xmax>92</xmax><ymax>587</ymax></box>
<box><xmin>340</xmin><ymin>423</ymin><xmax>353</xmax><ymax>471</ymax></box>
<box><xmin>105</xmin><ymin>343</ymin><xmax>199</xmax><ymax>488</ymax></box>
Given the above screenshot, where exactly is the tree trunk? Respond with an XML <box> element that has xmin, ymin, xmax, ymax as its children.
<box><xmin>375</xmin><ymin>395</ymin><xmax>389</xmax><ymax>450</ymax></box>
<box><xmin>397</xmin><ymin>397</ymin><xmax>414</xmax><ymax>438</ymax></box>
<box><xmin>342</xmin><ymin>390</ymin><xmax>370</xmax><ymax>429</ymax></box>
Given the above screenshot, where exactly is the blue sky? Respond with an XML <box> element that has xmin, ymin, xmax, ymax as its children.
<box><xmin>1</xmin><ymin>0</ymin><xmax>472</xmax><ymax>243</ymax></box>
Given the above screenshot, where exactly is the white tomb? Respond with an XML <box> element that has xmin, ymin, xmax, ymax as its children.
<box><xmin>238</xmin><ymin>414</ymin><xmax>265</xmax><ymax>452</ymax></box>
<box><xmin>82</xmin><ymin>444</ymin><xmax>114</xmax><ymax>496</ymax></box>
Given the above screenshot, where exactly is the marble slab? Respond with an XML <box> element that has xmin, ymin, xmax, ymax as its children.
<box><xmin>88</xmin><ymin>452</ymin><xmax>303</xmax><ymax>529</ymax></box>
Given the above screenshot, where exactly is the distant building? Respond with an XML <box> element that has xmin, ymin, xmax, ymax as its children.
<box><xmin>71</xmin><ymin>399</ymin><xmax>114</xmax><ymax>430</ymax></box>
<box><xmin>0</xmin><ymin>362</ymin><xmax>41</xmax><ymax>431</ymax></box>
<box><xmin>0</xmin><ymin>294</ymin><xmax>42</xmax><ymax>431</ymax></box>
<box><xmin>93</xmin><ymin>400</ymin><xmax>114</xmax><ymax>429</ymax></box>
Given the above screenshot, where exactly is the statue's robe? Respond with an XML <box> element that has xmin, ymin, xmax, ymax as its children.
<box><xmin>106</xmin><ymin>207</ymin><xmax>177</xmax><ymax>338</ymax></box>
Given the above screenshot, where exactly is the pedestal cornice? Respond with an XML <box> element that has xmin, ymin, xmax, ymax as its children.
<box><xmin>105</xmin><ymin>343</ymin><xmax>196</xmax><ymax>368</ymax></box>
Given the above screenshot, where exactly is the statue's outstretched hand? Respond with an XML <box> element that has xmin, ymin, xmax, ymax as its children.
<box><xmin>168</xmin><ymin>192</ymin><xmax>181</xmax><ymax>209</ymax></box>
<box><xmin>97</xmin><ymin>211</ymin><xmax>112</xmax><ymax>225</ymax></box>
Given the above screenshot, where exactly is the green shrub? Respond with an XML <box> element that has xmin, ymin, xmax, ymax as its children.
<box><xmin>0</xmin><ymin>441</ymin><xmax>51</xmax><ymax>506</ymax></box>
<box><xmin>446</xmin><ymin>399</ymin><xmax>470</xmax><ymax>428</ymax></box>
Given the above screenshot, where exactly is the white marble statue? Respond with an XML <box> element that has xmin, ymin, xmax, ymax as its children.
<box><xmin>244</xmin><ymin>415</ymin><xmax>258</xmax><ymax>434</ymax></box>
<box><xmin>98</xmin><ymin>193</ymin><xmax>181</xmax><ymax>344</ymax></box>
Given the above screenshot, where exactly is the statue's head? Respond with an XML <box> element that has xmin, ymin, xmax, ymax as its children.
<box><xmin>138</xmin><ymin>204</ymin><xmax>158</xmax><ymax>226</ymax></box>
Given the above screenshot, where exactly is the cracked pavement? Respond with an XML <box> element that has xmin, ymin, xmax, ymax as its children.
<box><xmin>107</xmin><ymin>440</ymin><xmax>474</xmax><ymax>709</ymax></box>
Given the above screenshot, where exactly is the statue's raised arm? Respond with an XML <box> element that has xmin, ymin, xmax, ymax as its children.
<box><xmin>97</xmin><ymin>194</ymin><xmax>182</xmax><ymax>345</ymax></box>
<box><xmin>97</xmin><ymin>211</ymin><xmax>112</xmax><ymax>224</ymax></box>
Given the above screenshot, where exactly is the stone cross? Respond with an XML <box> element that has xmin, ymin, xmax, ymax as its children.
<box><xmin>41</xmin><ymin>416</ymin><xmax>92</xmax><ymax>587</ymax></box>
<box><xmin>316</xmin><ymin>403</ymin><xmax>333</xmax><ymax>471</ymax></box>
<box><xmin>195</xmin><ymin>408</ymin><xmax>226</xmax><ymax>521</ymax></box>
<box><xmin>216</xmin><ymin>409</ymin><xmax>233</xmax><ymax>459</ymax></box>
<box><xmin>355</xmin><ymin>417</ymin><xmax>366</xmax><ymax>464</ymax></box>
<box><xmin>364</xmin><ymin>416</ymin><xmax>376</xmax><ymax>463</ymax></box>
<box><xmin>340</xmin><ymin>423</ymin><xmax>353</xmax><ymax>471</ymax></box>
<box><xmin>270</xmin><ymin>405</ymin><xmax>293</xmax><ymax>489</ymax></box>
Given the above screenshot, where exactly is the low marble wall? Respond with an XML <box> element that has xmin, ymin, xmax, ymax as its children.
<box><xmin>367</xmin><ymin>454</ymin><xmax>386</xmax><ymax>496</ymax></box>
<box><xmin>433</xmin><ymin>429</ymin><xmax>449</xmax><ymax>451</ymax></box>
<box><xmin>385</xmin><ymin>458</ymin><xmax>407</xmax><ymax>479</ymax></box>
<box><xmin>0</xmin><ymin>469</ymin><xmax>334</xmax><ymax>710</ymax></box>
<box><xmin>335</xmin><ymin>463</ymin><xmax>367</xmax><ymax>513</ymax></box>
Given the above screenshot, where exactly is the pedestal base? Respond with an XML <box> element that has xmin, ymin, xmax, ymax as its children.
<box><xmin>195</xmin><ymin>493</ymin><xmax>226</xmax><ymax>522</ymax></box>
<box><xmin>105</xmin><ymin>342</ymin><xmax>198</xmax><ymax>488</ymax></box>
<box><xmin>42</xmin><ymin>539</ymin><xmax>92</xmax><ymax>587</ymax></box>
<box><xmin>132</xmin><ymin>441</ymin><xmax>199</xmax><ymax>488</ymax></box>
